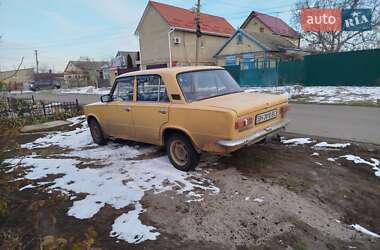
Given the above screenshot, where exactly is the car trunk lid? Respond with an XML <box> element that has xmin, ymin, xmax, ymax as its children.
<box><xmin>196</xmin><ymin>92</ymin><xmax>288</xmax><ymax>116</ymax></box>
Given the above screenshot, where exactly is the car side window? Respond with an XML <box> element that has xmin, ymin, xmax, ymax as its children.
<box><xmin>137</xmin><ymin>75</ymin><xmax>169</xmax><ymax>102</ymax></box>
<box><xmin>113</xmin><ymin>77</ymin><xmax>134</xmax><ymax>101</ymax></box>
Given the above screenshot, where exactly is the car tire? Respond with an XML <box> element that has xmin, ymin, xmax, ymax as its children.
<box><xmin>89</xmin><ymin>119</ymin><xmax>107</xmax><ymax>145</ymax></box>
<box><xmin>166</xmin><ymin>133</ymin><xmax>200</xmax><ymax>172</ymax></box>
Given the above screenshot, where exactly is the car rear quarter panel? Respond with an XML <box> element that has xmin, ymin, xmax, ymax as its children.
<box><xmin>162</xmin><ymin>104</ymin><xmax>236</xmax><ymax>153</ymax></box>
<box><xmin>231</xmin><ymin>102</ymin><xmax>288</xmax><ymax>140</ymax></box>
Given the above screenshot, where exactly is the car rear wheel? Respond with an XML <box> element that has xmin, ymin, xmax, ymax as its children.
<box><xmin>166</xmin><ymin>133</ymin><xmax>200</xmax><ymax>172</ymax></box>
<box><xmin>89</xmin><ymin>119</ymin><xmax>107</xmax><ymax>145</ymax></box>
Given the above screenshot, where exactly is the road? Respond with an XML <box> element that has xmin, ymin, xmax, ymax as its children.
<box><xmin>287</xmin><ymin>104</ymin><xmax>380</xmax><ymax>145</ymax></box>
<box><xmin>8</xmin><ymin>92</ymin><xmax>380</xmax><ymax>144</ymax></box>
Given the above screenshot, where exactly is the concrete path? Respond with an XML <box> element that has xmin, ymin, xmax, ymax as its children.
<box><xmin>20</xmin><ymin>120</ymin><xmax>72</xmax><ymax>133</ymax></box>
<box><xmin>8</xmin><ymin>92</ymin><xmax>380</xmax><ymax>144</ymax></box>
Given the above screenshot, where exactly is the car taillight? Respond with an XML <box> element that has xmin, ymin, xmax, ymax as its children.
<box><xmin>235</xmin><ymin>117</ymin><xmax>253</xmax><ymax>130</ymax></box>
<box><xmin>280</xmin><ymin>105</ymin><xmax>290</xmax><ymax>117</ymax></box>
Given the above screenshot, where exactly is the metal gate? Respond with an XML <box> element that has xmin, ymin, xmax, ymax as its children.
<box><xmin>239</xmin><ymin>59</ymin><xmax>279</xmax><ymax>87</ymax></box>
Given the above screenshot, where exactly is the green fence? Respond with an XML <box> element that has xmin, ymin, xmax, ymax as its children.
<box><xmin>240</xmin><ymin>61</ymin><xmax>279</xmax><ymax>87</ymax></box>
<box><xmin>278</xmin><ymin>60</ymin><xmax>304</xmax><ymax>85</ymax></box>
<box><xmin>225</xmin><ymin>48</ymin><xmax>380</xmax><ymax>87</ymax></box>
<box><xmin>279</xmin><ymin>48</ymin><xmax>380</xmax><ymax>86</ymax></box>
<box><xmin>303</xmin><ymin>48</ymin><xmax>380</xmax><ymax>86</ymax></box>
<box><xmin>224</xmin><ymin>60</ymin><xmax>279</xmax><ymax>87</ymax></box>
<box><xmin>223</xmin><ymin>65</ymin><xmax>240</xmax><ymax>84</ymax></box>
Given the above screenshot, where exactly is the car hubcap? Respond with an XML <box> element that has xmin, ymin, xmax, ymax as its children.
<box><xmin>91</xmin><ymin>123</ymin><xmax>100</xmax><ymax>139</ymax></box>
<box><xmin>170</xmin><ymin>140</ymin><xmax>188</xmax><ymax>166</ymax></box>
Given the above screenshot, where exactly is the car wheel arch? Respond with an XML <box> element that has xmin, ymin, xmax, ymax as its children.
<box><xmin>87</xmin><ymin>115</ymin><xmax>107</xmax><ymax>135</ymax></box>
<box><xmin>87</xmin><ymin>115</ymin><xmax>99</xmax><ymax>125</ymax></box>
<box><xmin>162</xmin><ymin>127</ymin><xmax>201</xmax><ymax>153</ymax></box>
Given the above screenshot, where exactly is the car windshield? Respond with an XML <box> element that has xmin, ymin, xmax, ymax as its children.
<box><xmin>177</xmin><ymin>69</ymin><xmax>242</xmax><ymax>102</ymax></box>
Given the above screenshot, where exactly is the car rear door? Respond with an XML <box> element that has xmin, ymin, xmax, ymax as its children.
<box><xmin>132</xmin><ymin>75</ymin><xmax>170</xmax><ymax>144</ymax></box>
<box><xmin>102</xmin><ymin>77</ymin><xmax>135</xmax><ymax>139</ymax></box>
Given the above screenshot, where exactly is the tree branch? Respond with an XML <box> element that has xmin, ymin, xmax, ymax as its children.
<box><xmin>0</xmin><ymin>57</ymin><xmax>25</xmax><ymax>82</ymax></box>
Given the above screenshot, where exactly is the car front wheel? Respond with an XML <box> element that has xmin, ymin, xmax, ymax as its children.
<box><xmin>166</xmin><ymin>133</ymin><xmax>200</xmax><ymax>172</ymax></box>
<box><xmin>89</xmin><ymin>119</ymin><xmax>107</xmax><ymax>145</ymax></box>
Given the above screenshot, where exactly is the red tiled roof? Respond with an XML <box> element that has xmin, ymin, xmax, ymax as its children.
<box><xmin>241</xmin><ymin>11</ymin><xmax>300</xmax><ymax>38</ymax></box>
<box><xmin>150</xmin><ymin>1</ymin><xmax>235</xmax><ymax>36</ymax></box>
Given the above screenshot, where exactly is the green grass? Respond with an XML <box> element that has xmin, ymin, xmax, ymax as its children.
<box><xmin>275</xmin><ymin>176</ymin><xmax>315</xmax><ymax>193</ymax></box>
<box><xmin>293</xmin><ymin>241</ymin><xmax>308</xmax><ymax>250</ymax></box>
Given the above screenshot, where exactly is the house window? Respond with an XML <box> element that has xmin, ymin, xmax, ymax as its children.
<box><xmin>103</xmin><ymin>69</ymin><xmax>109</xmax><ymax>80</ymax></box>
<box><xmin>260</xmin><ymin>27</ymin><xmax>264</xmax><ymax>33</ymax></box>
<box><xmin>237</xmin><ymin>34</ymin><xmax>243</xmax><ymax>44</ymax></box>
<box><xmin>112</xmin><ymin>77</ymin><xmax>134</xmax><ymax>101</ymax></box>
<box><xmin>242</xmin><ymin>53</ymin><xmax>255</xmax><ymax>63</ymax></box>
<box><xmin>224</xmin><ymin>56</ymin><xmax>236</xmax><ymax>66</ymax></box>
<box><xmin>137</xmin><ymin>75</ymin><xmax>169</xmax><ymax>102</ymax></box>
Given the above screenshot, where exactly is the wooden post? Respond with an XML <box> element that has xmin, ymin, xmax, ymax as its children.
<box><xmin>32</xmin><ymin>95</ymin><xmax>35</xmax><ymax>105</ymax></box>
<box><xmin>75</xmin><ymin>99</ymin><xmax>80</xmax><ymax>112</ymax></box>
<box><xmin>42</xmin><ymin>102</ymin><xmax>46</xmax><ymax>117</ymax></box>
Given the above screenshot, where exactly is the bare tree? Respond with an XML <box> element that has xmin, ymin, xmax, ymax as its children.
<box><xmin>0</xmin><ymin>57</ymin><xmax>24</xmax><ymax>82</ymax></box>
<box><xmin>292</xmin><ymin>0</ymin><xmax>380</xmax><ymax>52</ymax></box>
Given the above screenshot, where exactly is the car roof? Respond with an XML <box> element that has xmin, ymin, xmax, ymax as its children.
<box><xmin>116</xmin><ymin>66</ymin><xmax>224</xmax><ymax>79</ymax></box>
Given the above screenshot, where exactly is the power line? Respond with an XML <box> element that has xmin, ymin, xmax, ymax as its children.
<box><xmin>225</xmin><ymin>7</ymin><xmax>295</xmax><ymax>20</ymax></box>
<box><xmin>0</xmin><ymin>33</ymin><xmax>135</xmax><ymax>50</ymax></box>
<box><xmin>222</xmin><ymin>3</ymin><xmax>294</xmax><ymax>17</ymax></box>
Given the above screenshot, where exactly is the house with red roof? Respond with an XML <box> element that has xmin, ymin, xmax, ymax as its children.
<box><xmin>135</xmin><ymin>1</ymin><xmax>235</xmax><ymax>69</ymax></box>
<box><xmin>241</xmin><ymin>11</ymin><xmax>300</xmax><ymax>46</ymax></box>
<box><xmin>214</xmin><ymin>11</ymin><xmax>308</xmax><ymax>66</ymax></box>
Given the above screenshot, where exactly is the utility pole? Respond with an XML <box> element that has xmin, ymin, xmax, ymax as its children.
<box><xmin>34</xmin><ymin>49</ymin><xmax>39</xmax><ymax>73</ymax></box>
<box><xmin>195</xmin><ymin>0</ymin><xmax>201</xmax><ymax>66</ymax></box>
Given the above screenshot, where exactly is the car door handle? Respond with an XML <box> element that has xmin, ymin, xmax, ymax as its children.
<box><xmin>158</xmin><ymin>108</ymin><xmax>167</xmax><ymax>114</ymax></box>
<box><xmin>124</xmin><ymin>107</ymin><xmax>131</xmax><ymax>112</ymax></box>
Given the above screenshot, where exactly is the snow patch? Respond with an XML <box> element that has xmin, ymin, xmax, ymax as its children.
<box><xmin>19</xmin><ymin>184</ymin><xmax>35</xmax><ymax>191</ymax></box>
<box><xmin>281</xmin><ymin>138</ymin><xmax>314</xmax><ymax>145</ymax></box>
<box><xmin>340</xmin><ymin>155</ymin><xmax>380</xmax><ymax>177</ymax></box>
<box><xmin>313</xmin><ymin>142</ymin><xmax>351</xmax><ymax>149</ymax></box>
<box><xmin>244</xmin><ymin>86</ymin><xmax>380</xmax><ymax>104</ymax></box>
<box><xmin>21</xmin><ymin>123</ymin><xmax>93</xmax><ymax>149</ymax></box>
<box><xmin>351</xmin><ymin>224</ymin><xmax>380</xmax><ymax>238</ymax></box>
<box><xmin>58</xmin><ymin>86</ymin><xmax>110</xmax><ymax>95</ymax></box>
<box><xmin>110</xmin><ymin>203</ymin><xmax>159</xmax><ymax>243</ymax></box>
<box><xmin>253</xmin><ymin>197</ymin><xmax>264</xmax><ymax>203</ymax></box>
<box><xmin>67</xmin><ymin>115</ymin><xmax>86</xmax><ymax>126</ymax></box>
<box><xmin>6</xmin><ymin>117</ymin><xmax>219</xmax><ymax>244</ymax></box>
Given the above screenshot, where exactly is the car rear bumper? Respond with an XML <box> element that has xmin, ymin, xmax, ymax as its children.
<box><xmin>217</xmin><ymin>119</ymin><xmax>290</xmax><ymax>148</ymax></box>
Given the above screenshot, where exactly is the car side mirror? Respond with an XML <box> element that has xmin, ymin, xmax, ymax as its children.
<box><xmin>100</xmin><ymin>94</ymin><xmax>112</xmax><ymax>103</ymax></box>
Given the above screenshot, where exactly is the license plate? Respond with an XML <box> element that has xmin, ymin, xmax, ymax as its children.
<box><xmin>255</xmin><ymin>109</ymin><xmax>277</xmax><ymax>124</ymax></box>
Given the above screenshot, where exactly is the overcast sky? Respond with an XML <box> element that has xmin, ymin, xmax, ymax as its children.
<box><xmin>0</xmin><ymin>0</ymin><xmax>297</xmax><ymax>72</ymax></box>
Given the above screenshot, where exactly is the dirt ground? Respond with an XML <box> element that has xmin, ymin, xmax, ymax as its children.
<box><xmin>1</xmin><ymin>128</ymin><xmax>380</xmax><ymax>250</ymax></box>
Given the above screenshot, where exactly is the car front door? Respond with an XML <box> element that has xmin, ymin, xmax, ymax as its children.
<box><xmin>102</xmin><ymin>77</ymin><xmax>135</xmax><ymax>139</ymax></box>
<box><xmin>132</xmin><ymin>75</ymin><xmax>170</xmax><ymax>144</ymax></box>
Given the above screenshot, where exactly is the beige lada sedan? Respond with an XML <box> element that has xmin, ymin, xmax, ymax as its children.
<box><xmin>84</xmin><ymin>66</ymin><xmax>289</xmax><ymax>171</ymax></box>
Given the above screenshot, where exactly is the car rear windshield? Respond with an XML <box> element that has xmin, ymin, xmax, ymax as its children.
<box><xmin>177</xmin><ymin>69</ymin><xmax>242</xmax><ymax>102</ymax></box>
